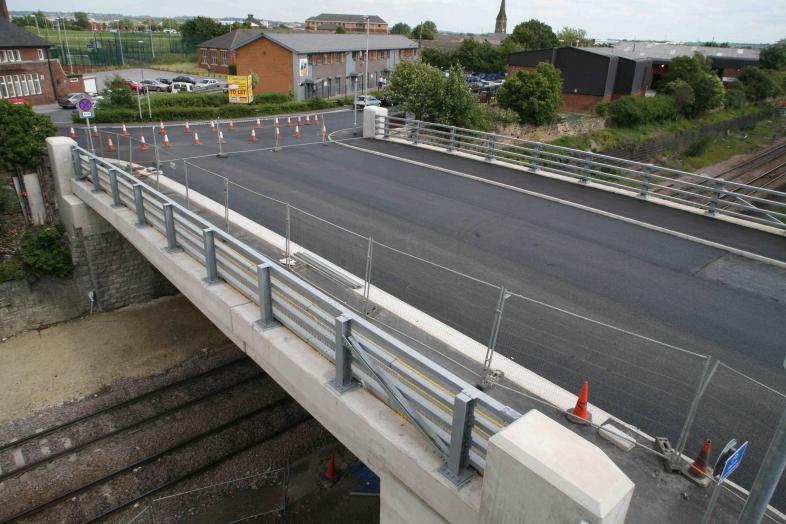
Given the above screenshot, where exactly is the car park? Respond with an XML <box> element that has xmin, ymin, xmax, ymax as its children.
<box><xmin>353</xmin><ymin>95</ymin><xmax>381</xmax><ymax>109</ymax></box>
<box><xmin>140</xmin><ymin>79</ymin><xmax>171</xmax><ymax>92</ymax></box>
<box><xmin>172</xmin><ymin>75</ymin><xmax>197</xmax><ymax>84</ymax></box>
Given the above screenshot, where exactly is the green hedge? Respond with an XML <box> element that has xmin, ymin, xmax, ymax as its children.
<box><xmin>76</xmin><ymin>97</ymin><xmax>353</xmax><ymax>123</ymax></box>
<box><xmin>608</xmin><ymin>95</ymin><xmax>678</xmax><ymax>127</ymax></box>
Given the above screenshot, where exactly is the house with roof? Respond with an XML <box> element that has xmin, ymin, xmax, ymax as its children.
<box><xmin>508</xmin><ymin>47</ymin><xmax>653</xmax><ymax>112</ymax></box>
<box><xmin>197</xmin><ymin>31</ymin><xmax>419</xmax><ymax>100</ymax></box>
<box><xmin>0</xmin><ymin>15</ymin><xmax>84</xmax><ymax>105</ymax></box>
<box><xmin>305</xmin><ymin>14</ymin><xmax>388</xmax><ymax>34</ymax></box>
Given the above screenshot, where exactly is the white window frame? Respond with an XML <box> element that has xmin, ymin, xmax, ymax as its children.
<box><xmin>201</xmin><ymin>49</ymin><xmax>207</xmax><ymax>64</ymax></box>
<box><xmin>6</xmin><ymin>76</ymin><xmax>16</xmax><ymax>97</ymax></box>
<box><xmin>37</xmin><ymin>49</ymin><xmax>45</xmax><ymax>60</ymax></box>
<box><xmin>220</xmin><ymin>49</ymin><xmax>227</xmax><ymax>65</ymax></box>
<box><xmin>20</xmin><ymin>74</ymin><xmax>29</xmax><ymax>96</ymax></box>
<box><xmin>0</xmin><ymin>77</ymin><xmax>7</xmax><ymax>98</ymax></box>
<box><xmin>0</xmin><ymin>51</ymin><xmax>6</xmax><ymax>63</ymax></box>
<box><xmin>210</xmin><ymin>49</ymin><xmax>217</xmax><ymax>65</ymax></box>
<box><xmin>33</xmin><ymin>74</ymin><xmax>42</xmax><ymax>94</ymax></box>
<box><xmin>13</xmin><ymin>75</ymin><xmax>22</xmax><ymax>96</ymax></box>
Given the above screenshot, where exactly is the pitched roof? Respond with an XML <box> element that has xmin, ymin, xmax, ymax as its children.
<box><xmin>587</xmin><ymin>41</ymin><xmax>759</xmax><ymax>63</ymax></box>
<box><xmin>306</xmin><ymin>14</ymin><xmax>386</xmax><ymax>24</ymax></box>
<box><xmin>0</xmin><ymin>18</ymin><xmax>52</xmax><ymax>48</ymax></box>
<box><xmin>262</xmin><ymin>32</ymin><xmax>417</xmax><ymax>53</ymax></box>
<box><xmin>197</xmin><ymin>28</ymin><xmax>265</xmax><ymax>50</ymax></box>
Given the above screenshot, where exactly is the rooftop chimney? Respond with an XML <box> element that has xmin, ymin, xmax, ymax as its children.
<box><xmin>1</xmin><ymin>0</ymin><xmax>10</xmax><ymax>22</ymax></box>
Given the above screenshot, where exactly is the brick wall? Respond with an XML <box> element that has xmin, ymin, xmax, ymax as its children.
<box><xmin>0</xmin><ymin>48</ymin><xmax>82</xmax><ymax>105</ymax></box>
<box><xmin>197</xmin><ymin>47</ymin><xmax>235</xmax><ymax>74</ymax></box>
<box><xmin>236</xmin><ymin>38</ymin><xmax>293</xmax><ymax>95</ymax></box>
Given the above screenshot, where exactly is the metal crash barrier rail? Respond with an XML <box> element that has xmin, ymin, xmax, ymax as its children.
<box><xmin>375</xmin><ymin>115</ymin><xmax>786</xmax><ymax>231</ymax></box>
<box><xmin>71</xmin><ymin>145</ymin><xmax>522</xmax><ymax>485</ymax></box>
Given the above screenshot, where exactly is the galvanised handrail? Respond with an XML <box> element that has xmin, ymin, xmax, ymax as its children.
<box><xmin>376</xmin><ymin>115</ymin><xmax>786</xmax><ymax>231</ymax></box>
<box><xmin>71</xmin><ymin>145</ymin><xmax>521</xmax><ymax>483</ymax></box>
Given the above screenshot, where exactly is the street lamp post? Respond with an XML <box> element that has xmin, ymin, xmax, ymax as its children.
<box><xmin>364</xmin><ymin>15</ymin><xmax>370</xmax><ymax>98</ymax></box>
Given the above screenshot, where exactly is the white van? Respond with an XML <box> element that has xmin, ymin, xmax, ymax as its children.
<box><xmin>172</xmin><ymin>82</ymin><xmax>193</xmax><ymax>93</ymax></box>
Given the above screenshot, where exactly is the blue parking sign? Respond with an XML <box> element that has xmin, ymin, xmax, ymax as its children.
<box><xmin>720</xmin><ymin>441</ymin><xmax>748</xmax><ymax>483</ymax></box>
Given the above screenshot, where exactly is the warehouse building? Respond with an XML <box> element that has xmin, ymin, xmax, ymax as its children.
<box><xmin>0</xmin><ymin>16</ymin><xmax>84</xmax><ymax>105</ymax></box>
<box><xmin>305</xmin><ymin>14</ymin><xmax>388</xmax><ymax>34</ymax></box>
<box><xmin>197</xmin><ymin>31</ymin><xmax>419</xmax><ymax>100</ymax></box>
<box><xmin>507</xmin><ymin>47</ymin><xmax>652</xmax><ymax>112</ymax></box>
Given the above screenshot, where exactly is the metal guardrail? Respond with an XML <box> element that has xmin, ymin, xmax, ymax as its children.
<box><xmin>375</xmin><ymin>115</ymin><xmax>786</xmax><ymax>231</ymax></box>
<box><xmin>71</xmin><ymin>144</ymin><xmax>522</xmax><ymax>485</ymax></box>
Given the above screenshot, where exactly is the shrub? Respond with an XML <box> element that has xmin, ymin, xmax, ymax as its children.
<box><xmin>737</xmin><ymin>67</ymin><xmax>782</xmax><ymax>101</ymax></box>
<box><xmin>595</xmin><ymin>100</ymin><xmax>610</xmax><ymax>117</ymax></box>
<box><xmin>497</xmin><ymin>63</ymin><xmax>563</xmax><ymax>125</ymax></box>
<box><xmin>0</xmin><ymin>101</ymin><xmax>57</xmax><ymax>171</ymax></box>
<box><xmin>685</xmin><ymin>134</ymin><xmax>715</xmax><ymax>157</ymax></box>
<box><xmin>18</xmin><ymin>226</ymin><xmax>73</xmax><ymax>277</ymax></box>
<box><xmin>252</xmin><ymin>92</ymin><xmax>289</xmax><ymax>104</ymax></box>
<box><xmin>608</xmin><ymin>95</ymin><xmax>678</xmax><ymax>127</ymax></box>
<box><xmin>228</xmin><ymin>64</ymin><xmax>237</xmax><ymax>75</ymax></box>
<box><xmin>662</xmin><ymin>80</ymin><xmax>695</xmax><ymax>116</ymax></box>
<box><xmin>724</xmin><ymin>87</ymin><xmax>747</xmax><ymax>109</ymax></box>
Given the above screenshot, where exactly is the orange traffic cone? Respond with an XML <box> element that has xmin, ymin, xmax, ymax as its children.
<box><xmin>293</xmin><ymin>124</ymin><xmax>300</xmax><ymax>138</ymax></box>
<box><xmin>163</xmin><ymin>134</ymin><xmax>172</xmax><ymax>148</ymax></box>
<box><xmin>286</xmin><ymin>116</ymin><xmax>292</xmax><ymax>127</ymax></box>
<box><xmin>683</xmin><ymin>439</ymin><xmax>713</xmax><ymax>487</ymax></box>
<box><xmin>218</xmin><ymin>131</ymin><xmax>225</xmax><ymax>144</ymax></box>
<box><xmin>140</xmin><ymin>135</ymin><xmax>149</xmax><ymax>150</ymax></box>
<box><xmin>92</xmin><ymin>124</ymin><xmax>99</xmax><ymax>137</ymax></box>
<box><xmin>210</xmin><ymin>120</ymin><xmax>216</xmax><ymax>132</ymax></box>
<box><xmin>159</xmin><ymin>120</ymin><xmax>165</xmax><ymax>134</ymax></box>
<box><xmin>323</xmin><ymin>451</ymin><xmax>337</xmax><ymax>481</ymax></box>
<box><xmin>321</xmin><ymin>122</ymin><xmax>327</xmax><ymax>141</ymax></box>
<box><xmin>106</xmin><ymin>136</ymin><xmax>115</xmax><ymax>151</ymax></box>
<box><xmin>274</xmin><ymin>117</ymin><xmax>280</xmax><ymax>128</ymax></box>
<box><xmin>69</xmin><ymin>126</ymin><xmax>77</xmax><ymax>139</ymax></box>
<box><xmin>297</xmin><ymin>115</ymin><xmax>302</xmax><ymax>126</ymax></box>
<box><xmin>566</xmin><ymin>381</ymin><xmax>591</xmax><ymax>424</ymax></box>
<box><xmin>193</xmin><ymin>132</ymin><xmax>201</xmax><ymax>145</ymax></box>
<box><xmin>121</xmin><ymin>123</ymin><xmax>129</xmax><ymax>136</ymax></box>
<box><xmin>250</xmin><ymin>129</ymin><xmax>257</xmax><ymax>142</ymax></box>
<box><xmin>228</xmin><ymin>119</ymin><xmax>235</xmax><ymax>131</ymax></box>
<box><xmin>305</xmin><ymin>114</ymin><xmax>311</xmax><ymax>125</ymax></box>
<box><xmin>255</xmin><ymin>117</ymin><xmax>262</xmax><ymax>129</ymax></box>
<box><xmin>184</xmin><ymin>121</ymin><xmax>191</xmax><ymax>133</ymax></box>
<box><xmin>314</xmin><ymin>113</ymin><xmax>319</xmax><ymax>125</ymax></box>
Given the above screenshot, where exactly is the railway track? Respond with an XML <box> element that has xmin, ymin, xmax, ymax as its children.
<box><xmin>0</xmin><ymin>355</ymin><xmax>310</xmax><ymax>523</ymax></box>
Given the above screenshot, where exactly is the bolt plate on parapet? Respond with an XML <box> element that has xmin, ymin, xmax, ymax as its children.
<box><xmin>438</xmin><ymin>464</ymin><xmax>475</xmax><ymax>488</ymax></box>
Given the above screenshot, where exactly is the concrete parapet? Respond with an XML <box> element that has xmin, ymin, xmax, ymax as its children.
<box><xmin>479</xmin><ymin>410</ymin><xmax>634</xmax><ymax>524</ymax></box>
<box><xmin>363</xmin><ymin>106</ymin><xmax>387</xmax><ymax>138</ymax></box>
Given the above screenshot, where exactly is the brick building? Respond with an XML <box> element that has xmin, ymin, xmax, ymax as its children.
<box><xmin>508</xmin><ymin>47</ymin><xmax>652</xmax><ymax>112</ymax></box>
<box><xmin>305</xmin><ymin>14</ymin><xmax>388</xmax><ymax>34</ymax></box>
<box><xmin>197</xmin><ymin>31</ymin><xmax>419</xmax><ymax>100</ymax></box>
<box><xmin>0</xmin><ymin>16</ymin><xmax>83</xmax><ymax>105</ymax></box>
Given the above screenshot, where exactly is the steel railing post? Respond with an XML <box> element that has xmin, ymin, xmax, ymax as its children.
<box><xmin>738</xmin><ymin>406</ymin><xmax>786</xmax><ymax>524</ymax></box>
<box><xmin>133</xmin><ymin>184</ymin><xmax>145</xmax><ymax>226</ymax></box>
<box><xmin>675</xmin><ymin>357</ymin><xmax>718</xmax><ymax>457</ymax></box>
<box><xmin>487</xmin><ymin>135</ymin><xmax>496</xmax><ymax>161</ymax></box>
<box><xmin>163</xmin><ymin>203</ymin><xmax>177</xmax><ymax>251</ymax></box>
<box><xmin>256</xmin><ymin>262</ymin><xmax>277</xmax><ymax>329</ymax></box>
<box><xmin>383</xmin><ymin>115</ymin><xmax>390</xmax><ymax>138</ymax></box>
<box><xmin>533</xmin><ymin>144</ymin><xmax>542</xmax><ymax>172</ymax></box>
<box><xmin>581</xmin><ymin>152</ymin><xmax>592</xmax><ymax>183</ymax></box>
<box><xmin>448</xmin><ymin>127</ymin><xmax>456</xmax><ymax>152</ymax></box>
<box><xmin>414</xmin><ymin>121</ymin><xmax>421</xmax><ymax>145</ymax></box>
<box><xmin>441</xmin><ymin>390</ymin><xmax>477</xmax><ymax>486</ymax></box>
<box><xmin>640</xmin><ymin>164</ymin><xmax>653</xmax><ymax>196</ymax></box>
<box><xmin>109</xmin><ymin>169</ymin><xmax>121</xmax><ymax>207</ymax></box>
<box><xmin>89</xmin><ymin>157</ymin><xmax>101</xmax><ymax>192</ymax></box>
<box><xmin>202</xmin><ymin>228</ymin><xmax>218</xmax><ymax>283</ymax></box>
<box><xmin>708</xmin><ymin>180</ymin><xmax>724</xmax><ymax>216</ymax></box>
<box><xmin>331</xmin><ymin>315</ymin><xmax>357</xmax><ymax>393</ymax></box>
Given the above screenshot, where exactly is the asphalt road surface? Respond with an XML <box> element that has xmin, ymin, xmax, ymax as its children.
<box><xmin>70</xmin><ymin>113</ymin><xmax>786</xmax><ymax>504</ymax></box>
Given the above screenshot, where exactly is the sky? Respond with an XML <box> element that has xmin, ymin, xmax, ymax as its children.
<box><xmin>10</xmin><ymin>0</ymin><xmax>786</xmax><ymax>43</ymax></box>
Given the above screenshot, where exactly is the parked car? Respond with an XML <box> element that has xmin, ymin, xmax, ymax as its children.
<box><xmin>353</xmin><ymin>95</ymin><xmax>381</xmax><ymax>109</ymax></box>
<box><xmin>171</xmin><ymin>75</ymin><xmax>197</xmax><ymax>84</ymax></box>
<box><xmin>221</xmin><ymin>83</ymin><xmax>229</xmax><ymax>94</ymax></box>
<box><xmin>7</xmin><ymin>97</ymin><xmax>28</xmax><ymax>105</ymax></box>
<box><xmin>172</xmin><ymin>82</ymin><xmax>194</xmax><ymax>93</ymax></box>
<box><xmin>126</xmin><ymin>80</ymin><xmax>147</xmax><ymax>93</ymax></box>
<box><xmin>58</xmin><ymin>92</ymin><xmax>86</xmax><ymax>108</ymax></box>
<box><xmin>155</xmin><ymin>78</ymin><xmax>173</xmax><ymax>86</ymax></box>
<box><xmin>140</xmin><ymin>79</ymin><xmax>171</xmax><ymax>92</ymax></box>
<box><xmin>194</xmin><ymin>78</ymin><xmax>220</xmax><ymax>91</ymax></box>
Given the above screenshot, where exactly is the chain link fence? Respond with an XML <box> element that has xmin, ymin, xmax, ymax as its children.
<box><xmin>51</xmin><ymin>31</ymin><xmax>191</xmax><ymax>71</ymax></box>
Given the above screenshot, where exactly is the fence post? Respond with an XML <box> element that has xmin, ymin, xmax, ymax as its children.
<box><xmin>581</xmin><ymin>152</ymin><xmax>592</xmax><ymax>183</ymax></box>
<box><xmin>256</xmin><ymin>262</ymin><xmax>277</xmax><ymax>329</ymax></box>
<box><xmin>362</xmin><ymin>236</ymin><xmax>373</xmax><ymax>315</ymax></box>
<box><xmin>89</xmin><ymin>158</ymin><xmax>101</xmax><ymax>192</ymax></box>
<box><xmin>448</xmin><ymin>127</ymin><xmax>456</xmax><ymax>152</ymax></box>
<box><xmin>202</xmin><ymin>228</ymin><xmax>218</xmax><ymax>283</ymax></box>
<box><xmin>486</xmin><ymin>134</ymin><xmax>496</xmax><ymax>161</ymax></box>
<box><xmin>109</xmin><ymin>169</ymin><xmax>121</xmax><ymax>207</ymax></box>
<box><xmin>414</xmin><ymin>121</ymin><xmax>421</xmax><ymax>145</ymax></box>
<box><xmin>640</xmin><ymin>164</ymin><xmax>653</xmax><ymax>196</ymax></box>
<box><xmin>163</xmin><ymin>203</ymin><xmax>177</xmax><ymax>251</ymax></box>
<box><xmin>481</xmin><ymin>286</ymin><xmax>508</xmax><ymax>389</ymax></box>
<box><xmin>133</xmin><ymin>184</ymin><xmax>145</xmax><ymax>226</ymax></box>
<box><xmin>533</xmin><ymin>144</ymin><xmax>542</xmax><ymax>172</ymax></box>
<box><xmin>675</xmin><ymin>357</ymin><xmax>718</xmax><ymax>457</ymax></box>
<box><xmin>708</xmin><ymin>180</ymin><xmax>724</xmax><ymax>216</ymax></box>
<box><xmin>331</xmin><ymin>315</ymin><xmax>357</xmax><ymax>393</ymax></box>
<box><xmin>441</xmin><ymin>390</ymin><xmax>477</xmax><ymax>486</ymax></box>
<box><xmin>738</xmin><ymin>406</ymin><xmax>786</xmax><ymax>524</ymax></box>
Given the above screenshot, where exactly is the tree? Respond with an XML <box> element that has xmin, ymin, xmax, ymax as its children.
<box><xmin>180</xmin><ymin>16</ymin><xmax>228</xmax><ymax>49</ymax></box>
<box><xmin>335</xmin><ymin>26</ymin><xmax>346</xmax><ymax>34</ymax></box>
<box><xmin>662</xmin><ymin>79</ymin><xmax>695</xmax><ymax>115</ymax></box>
<box><xmin>556</xmin><ymin>27</ymin><xmax>593</xmax><ymax>47</ymax></box>
<box><xmin>386</xmin><ymin>59</ymin><xmax>445</xmax><ymax>120</ymax></box>
<box><xmin>759</xmin><ymin>40</ymin><xmax>786</xmax><ymax>70</ymax></box>
<box><xmin>411</xmin><ymin>21</ymin><xmax>437</xmax><ymax>40</ymax></box>
<box><xmin>510</xmin><ymin>19</ymin><xmax>558</xmax><ymax>50</ymax></box>
<box><xmin>661</xmin><ymin>54</ymin><xmax>723</xmax><ymax>115</ymax></box>
<box><xmin>497</xmin><ymin>63</ymin><xmax>563</xmax><ymax>125</ymax></box>
<box><xmin>737</xmin><ymin>67</ymin><xmax>781</xmax><ymax>101</ymax></box>
<box><xmin>438</xmin><ymin>65</ymin><xmax>484</xmax><ymax>128</ymax></box>
<box><xmin>421</xmin><ymin>47</ymin><xmax>457</xmax><ymax>70</ymax></box>
<box><xmin>0</xmin><ymin>101</ymin><xmax>57</xmax><ymax>171</ymax></box>
<box><xmin>73</xmin><ymin>12</ymin><xmax>90</xmax><ymax>30</ymax></box>
<box><xmin>390</xmin><ymin>22</ymin><xmax>411</xmax><ymax>36</ymax></box>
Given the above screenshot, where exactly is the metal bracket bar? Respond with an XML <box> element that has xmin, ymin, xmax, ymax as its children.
<box><xmin>109</xmin><ymin>169</ymin><xmax>122</xmax><ymax>207</ymax></box>
<box><xmin>133</xmin><ymin>184</ymin><xmax>145</xmax><ymax>227</ymax></box>
<box><xmin>330</xmin><ymin>316</ymin><xmax>357</xmax><ymax>393</ymax></box>
<box><xmin>163</xmin><ymin>203</ymin><xmax>177</xmax><ymax>251</ymax></box>
<box><xmin>440</xmin><ymin>390</ymin><xmax>478</xmax><ymax>486</ymax></box>
<box><xmin>89</xmin><ymin>158</ymin><xmax>101</xmax><ymax>192</ymax></box>
<box><xmin>481</xmin><ymin>286</ymin><xmax>508</xmax><ymax>386</ymax></box>
<box><xmin>256</xmin><ymin>263</ymin><xmax>277</xmax><ymax>329</ymax></box>
<box><xmin>202</xmin><ymin>228</ymin><xmax>218</xmax><ymax>284</ymax></box>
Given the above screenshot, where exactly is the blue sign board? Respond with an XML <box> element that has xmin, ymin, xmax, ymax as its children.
<box><xmin>86</xmin><ymin>43</ymin><xmax>94</xmax><ymax>49</ymax></box>
<box><xmin>77</xmin><ymin>98</ymin><xmax>94</xmax><ymax>112</ymax></box>
<box><xmin>720</xmin><ymin>441</ymin><xmax>748</xmax><ymax>483</ymax></box>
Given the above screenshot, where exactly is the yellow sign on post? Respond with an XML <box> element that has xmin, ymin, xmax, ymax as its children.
<box><xmin>227</xmin><ymin>75</ymin><xmax>254</xmax><ymax>104</ymax></box>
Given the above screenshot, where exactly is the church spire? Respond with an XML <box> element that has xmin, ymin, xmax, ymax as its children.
<box><xmin>495</xmin><ymin>0</ymin><xmax>507</xmax><ymax>34</ymax></box>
